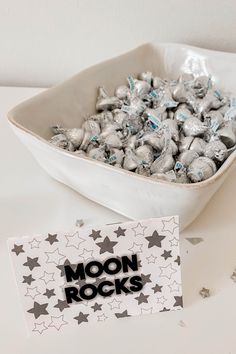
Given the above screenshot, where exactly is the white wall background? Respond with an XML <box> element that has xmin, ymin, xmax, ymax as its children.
<box><xmin>1</xmin><ymin>0</ymin><xmax>236</xmax><ymax>88</ymax></box>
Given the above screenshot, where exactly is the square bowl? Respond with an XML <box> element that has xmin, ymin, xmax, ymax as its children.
<box><xmin>7</xmin><ymin>42</ymin><xmax>236</xmax><ymax>229</ymax></box>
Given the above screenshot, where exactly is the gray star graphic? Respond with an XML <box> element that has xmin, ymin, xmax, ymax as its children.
<box><xmin>56</xmin><ymin>259</ymin><xmax>76</xmax><ymax>277</ymax></box>
<box><xmin>114</xmin><ymin>226</ymin><xmax>126</xmax><ymax>237</ymax></box>
<box><xmin>22</xmin><ymin>274</ymin><xmax>35</xmax><ymax>285</ymax></box>
<box><xmin>152</xmin><ymin>283</ymin><xmax>163</xmax><ymax>293</ymax></box>
<box><xmin>75</xmin><ymin>278</ymin><xmax>87</xmax><ymax>287</ymax></box>
<box><xmin>27</xmin><ymin>301</ymin><xmax>49</xmax><ymax>319</ymax></box>
<box><xmin>141</xmin><ymin>273</ymin><xmax>152</xmax><ymax>286</ymax></box>
<box><xmin>45</xmin><ymin>233</ymin><xmax>58</xmax><ymax>245</ymax></box>
<box><xmin>74</xmin><ymin>312</ymin><xmax>89</xmax><ymax>325</ymax></box>
<box><xmin>89</xmin><ymin>229</ymin><xmax>102</xmax><ymax>241</ymax></box>
<box><xmin>160</xmin><ymin>307</ymin><xmax>170</xmax><ymax>312</ymax></box>
<box><xmin>96</xmin><ymin>236</ymin><xmax>118</xmax><ymax>254</ymax></box>
<box><xmin>161</xmin><ymin>250</ymin><xmax>172</xmax><ymax>260</ymax></box>
<box><xmin>43</xmin><ymin>288</ymin><xmax>55</xmax><ymax>299</ymax></box>
<box><xmin>54</xmin><ymin>299</ymin><xmax>70</xmax><ymax>312</ymax></box>
<box><xmin>115</xmin><ymin>310</ymin><xmax>130</xmax><ymax>318</ymax></box>
<box><xmin>145</xmin><ymin>230</ymin><xmax>166</xmax><ymax>248</ymax></box>
<box><xmin>91</xmin><ymin>302</ymin><xmax>102</xmax><ymax>312</ymax></box>
<box><xmin>174</xmin><ymin>296</ymin><xmax>183</xmax><ymax>307</ymax></box>
<box><xmin>92</xmin><ymin>277</ymin><xmax>107</xmax><ymax>287</ymax></box>
<box><xmin>11</xmin><ymin>244</ymin><xmax>24</xmax><ymax>256</ymax></box>
<box><xmin>23</xmin><ymin>257</ymin><xmax>40</xmax><ymax>271</ymax></box>
<box><xmin>135</xmin><ymin>292</ymin><xmax>149</xmax><ymax>305</ymax></box>
<box><xmin>174</xmin><ymin>256</ymin><xmax>181</xmax><ymax>266</ymax></box>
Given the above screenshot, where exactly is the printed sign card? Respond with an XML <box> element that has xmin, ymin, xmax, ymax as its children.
<box><xmin>8</xmin><ymin>216</ymin><xmax>182</xmax><ymax>335</ymax></box>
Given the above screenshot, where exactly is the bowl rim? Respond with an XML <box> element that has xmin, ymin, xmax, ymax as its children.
<box><xmin>7</xmin><ymin>42</ymin><xmax>236</xmax><ymax>190</ymax></box>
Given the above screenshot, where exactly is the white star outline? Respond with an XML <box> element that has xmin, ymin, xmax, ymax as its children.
<box><xmin>146</xmin><ymin>254</ymin><xmax>157</xmax><ymax>264</ymax></box>
<box><xmin>169</xmin><ymin>237</ymin><xmax>179</xmax><ymax>247</ymax></box>
<box><xmin>45</xmin><ymin>248</ymin><xmax>66</xmax><ymax>265</ymax></box>
<box><xmin>128</xmin><ymin>242</ymin><xmax>143</xmax><ymax>254</ymax></box>
<box><xmin>132</xmin><ymin>222</ymin><xmax>147</xmax><ymax>237</ymax></box>
<box><xmin>32</xmin><ymin>322</ymin><xmax>47</xmax><ymax>334</ymax></box>
<box><xmin>25</xmin><ymin>286</ymin><xmax>40</xmax><ymax>300</ymax></box>
<box><xmin>168</xmin><ymin>281</ymin><xmax>181</xmax><ymax>293</ymax></box>
<box><xmin>97</xmin><ymin>313</ymin><xmax>108</xmax><ymax>322</ymax></box>
<box><xmin>48</xmin><ymin>315</ymin><xmax>68</xmax><ymax>331</ymax></box>
<box><xmin>78</xmin><ymin>248</ymin><xmax>94</xmax><ymax>261</ymax></box>
<box><xmin>65</xmin><ymin>231</ymin><xmax>86</xmax><ymax>249</ymax></box>
<box><xmin>39</xmin><ymin>271</ymin><xmax>55</xmax><ymax>285</ymax></box>
<box><xmin>28</xmin><ymin>238</ymin><xmax>41</xmax><ymax>249</ymax></box>
<box><xmin>162</xmin><ymin>217</ymin><xmax>179</xmax><ymax>234</ymax></box>
<box><xmin>108</xmin><ymin>298</ymin><xmax>122</xmax><ymax>310</ymax></box>
<box><xmin>140</xmin><ymin>307</ymin><xmax>153</xmax><ymax>315</ymax></box>
<box><xmin>157</xmin><ymin>295</ymin><xmax>167</xmax><ymax>305</ymax></box>
<box><xmin>159</xmin><ymin>263</ymin><xmax>177</xmax><ymax>279</ymax></box>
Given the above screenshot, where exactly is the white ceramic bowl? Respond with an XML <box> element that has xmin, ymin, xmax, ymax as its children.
<box><xmin>8</xmin><ymin>42</ymin><xmax>236</xmax><ymax>229</ymax></box>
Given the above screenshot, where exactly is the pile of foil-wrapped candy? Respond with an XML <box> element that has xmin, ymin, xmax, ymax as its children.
<box><xmin>49</xmin><ymin>71</ymin><xmax>236</xmax><ymax>183</ymax></box>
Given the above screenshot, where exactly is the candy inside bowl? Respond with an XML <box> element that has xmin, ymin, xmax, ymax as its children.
<box><xmin>48</xmin><ymin>70</ymin><xmax>236</xmax><ymax>184</ymax></box>
<box><xmin>7</xmin><ymin>43</ymin><xmax>236</xmax><ymax>229</ymax></box>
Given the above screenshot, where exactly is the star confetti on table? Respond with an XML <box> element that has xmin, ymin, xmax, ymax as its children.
<box><xmin>145</xmin><ymin>230</ymin><xmax>166</xmax><ymax>248</ymax></box>
<box><xmin>74</xmin><ymin>312</ymin><xmax>89</xmax><ymax>325</ymax></box>
<box><xmin>23</xmin><ymin>257</ymin><xmax>40</xmax><ymax>271</ymax></box>
<box><xmin>45</xmin><ymin>233</ymin><xmax>58</xmax><ymax>245</ymax></box>
<box><xmin>96</xmin><ymin>236</ymin><xmax>118</xmax><ymax>254</ymax></box>
<box><xmin>89</xmin><ymin>229</ymin><xmax>102</xmax><ymax>241</ymax></box>
<box><xmin>11</xmin><ymin>244</ymin><xmax>24</xmax><ymax>256</ymax></box>
<box><xmin>114</xmin><ymin>226</ymin><xmax>126</xmax><ymax>237</ymax></box>
<box><xmin>27</xmin><ymin>301</ymin><xmax>49</xmax><ymax>319</ymax></box>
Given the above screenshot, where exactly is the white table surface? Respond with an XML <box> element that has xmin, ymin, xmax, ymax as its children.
<box><xmin>1</xmin><ymin>86</ymin><xmax>236</xmax><ymax>354</ymax></box>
